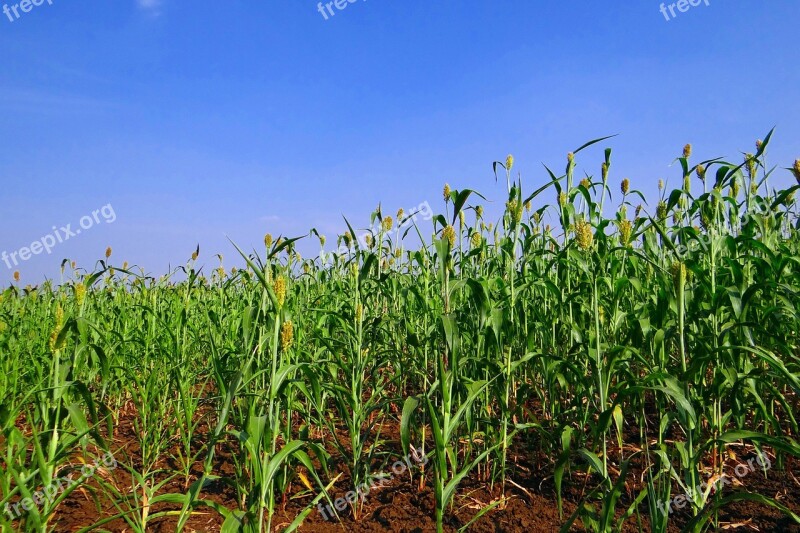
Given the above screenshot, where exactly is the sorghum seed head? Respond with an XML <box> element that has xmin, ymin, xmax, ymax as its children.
<box><xmin>601</xmin><ymin>163</ymin><xmax>609</xmax><ymax>181</ymax></box>
<box><xmin>475</xmin><ymin>205</ymin><xmax>484</xmax><ymax>218</ymax></box>
<box><xmin>396</xmin><ymin>208</ymin><xmax>404</xmax><ymax>220</ymax></box>
<box><xmin>657</xmin><ymin>200</ymin><xmax>668</xmax><ymax>222</ymax></box>
<box><xmin>658</xmin><ymin>179</ymin><xmax>664</xmax><ymax>191</ymax></box>
<box><xmin>558</xmin><ymin>191</ymin><xmax>567</xmax><ymax>207</ymax></box>
<box><xmin>618</xmin><ymin>219</ymin><xmax>632</xmax><ymax>246</ymax></box>
<box><xmin>265</xmin><ymin>234</ymin><xmax>273</xmax><ymax>248</ymax></box>
<box><xmin>506</xmin><ymin>154</ymin><xmax>514</xmax><ymax>171</ymax></box>
<box><xmin>280</xmin><ymin>320</ymin><xmax>294</xmax><ymax>351</ymax></box>
<box><xmin>621</xmin><ymin>178</ymin><xmax>630</xmax><ymax>195</ymax></box>
<box><xmin>683</xmin><ymin>174</ymin><xmax>691</xmax><ymax>193</ymax></box>
<box><xmin>745</xmin><ymin>153</ymin><xmax>757</xmax><ymax>181</ymax></box>
<box><xmin>730</xmin><ymin>177</ymin><xmax>740</xmax><ymax>197</ymax></box>
<box><xmin>105</xmin><ymin>247</ymin><xmax>112</xmax><ymax>259</ymax></box>
<box><xmin>273</xmin><ymin>276</ymin><xmax>286</xmax><ymax>307</ymax></box>
<box><xmin>470</xmin><ymin>231</ymin><xmax>482</xmax><ymax>248</ymax></box>
<box><xmin>458</xmin><ymin>211</ymin><xmax>465</xmax><ymax>228</ymax></box>
<box><xmin>696</xmin><ymin>164</ymin><xmax>706</xmax><ymax>182</ymax></box>
<box><xmin>575</xmin><ymin>219</ymin><xmax>593</xmax><ymax>251</ymax></box>
<box><xmin>524</xmin><ymin>200</ymin><xmax>532</xmax><ymax>212</ymax></box>
<box><xmin>711</xmin><ymin>186</ymin><xmax>722</xmax><ymax>211</ymax></box>
<box><xmin>700</xmin><ymin>208</ymin><xmax>712</xmax><ymax>230</ymax></box>
<box><xmin>443</xmin><ymin>183</ymin><xmax>451</xmax><ymax>202</ymax></box>
<box><xmin>319</xmin><ymin>235</ymin><xmax>326</xmax><ymax>247</ymax></box>
<box><xmin>683</xmin><ymin>144</ymin><xmax>692</xmax><ymax>159</ymax></box>
<box><xmin>442</xmin><ymin>225</ymin><xmax>456</xmax><ymax>247</ymax></box>
<box><xmin>671</xmin><ymin>261</ymin><xmax>687</xmax><ymax>289</ymax></box>
<box><xmin>567</xmin><ymin>152</ymin><xmax>574</xmax><ymax>164</ymax></box>
<box><xmin>49</xmin><ymin>305</ymin><xmax>65</xmax><ymax>352</ymax></box>
<box><xmin>792</xmin><ymin>160</ymin><xmax>800</xmax><ymax>185</ymax></box>
<box><xmin>382</xmin><ymin>216</ymin><xmax>394</xmax><ymax>231</ymax></box>
<box><xmin>506</xmin><ymin>199</ymin><xmax>521</xmax><ymax>224</ymax></box>
<box><xmin>581</xmin><ymin>178</ymin><xmax>591</xmax><ymax>189</ymax></box>
<box><xmin>75</xmin><ymin>283</ymin><xmax>86</xmax><ymax>306</ymax></box>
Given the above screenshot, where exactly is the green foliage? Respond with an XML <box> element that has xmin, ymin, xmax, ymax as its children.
<box><xmin>2</xmin><ymin>134</ymin><xmax>800</xmax><ymax>532</ymax></box>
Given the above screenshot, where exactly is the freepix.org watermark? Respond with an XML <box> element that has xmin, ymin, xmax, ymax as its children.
<box><xmin>317</xmin><ymin>449</ymin><xmax>428</xmax><ymax>520</ymax></box>
<box><xmin>2</xmin><ymin>204</ymin><xmax>117</xmax><ymax>270</ymax></box>
<box><xmin>3</xmin><ymin>0</ymin><xmax>53</xmax><ymax>23</ymax></box>
<box><xmin>316</xmin><ymin>0</ymin><xmax>366</xmax><ymax>21</ymax></box>
<box><xmin>659</xmin><ymin>0</ymin><xmax>710</xmax><ymax>21</ymax></box>
<box><xmin>657</xmin><ymin>453</ymin><xmax>772</xmax><ymax>516</ymax></box>
<box><xmin>671</xmin><ymin>196</ymin><xmax>780</xmax><ymax>260</ymax></box>
<box><xmin>325</xmin><ymin>200</ymin><xmax>434</xmax><ymax>261</ymax></box>
<box><xmin>3</xmin><ymin>452</ymin><xmax>117</xmax><ymax>521</ymax></box>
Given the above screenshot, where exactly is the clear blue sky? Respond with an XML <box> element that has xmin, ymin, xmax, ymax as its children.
<box><xmin>2</xmin><ymin>0</ymin><xmax>799</xmax><ymax>283</ymax></box>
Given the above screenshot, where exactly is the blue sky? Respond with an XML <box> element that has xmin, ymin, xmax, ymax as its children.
<box><xmin>1</xmin><ymin>0</ymin><xmax>799</xmax><ymax>283</ymax></box>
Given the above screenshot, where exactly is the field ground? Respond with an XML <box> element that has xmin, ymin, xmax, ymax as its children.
<box><xmin>50</xmin><ymin>409</ymin><xmax>800</xmax><ymax>532</ymax></box>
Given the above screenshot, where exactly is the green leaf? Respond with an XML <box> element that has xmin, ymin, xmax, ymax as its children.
<box><xmin>400</xmin><ymin>396</ymin><xmax>420</xmax><ymax>459</ymax></box>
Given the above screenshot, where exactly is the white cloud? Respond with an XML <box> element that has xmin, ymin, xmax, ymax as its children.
<box><xmin>137</xmin><ymin>0</ymin><xmax>162</xmax><ymax>15</ymax></box>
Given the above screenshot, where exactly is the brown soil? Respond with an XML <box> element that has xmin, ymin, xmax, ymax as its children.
<box><xmin>7</xmin><ymin>404</ymin><xmax>798</xmax><ymax>533</ymax></box>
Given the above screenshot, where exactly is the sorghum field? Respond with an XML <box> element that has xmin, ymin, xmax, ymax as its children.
<box><xmin>2</xmin><ymin>135</ymin><xmax>800</xmax><ymax>533</ymax></box>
